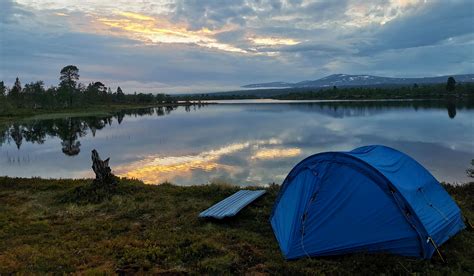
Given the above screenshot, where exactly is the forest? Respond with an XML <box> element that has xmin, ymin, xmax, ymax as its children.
<box><xmin>0</xmin><ymin>65</ymin><xmax>177</xmax><ymax>116</ymax></box>
<box><xmin>177</xmin><ymin>77</ymin><xmax>474</xmax><ymax>101</ymax></box>
<box><xmin>272</xmin><ymin>78</ymin><xmax>474</xmax><ymax>100</ymax></box>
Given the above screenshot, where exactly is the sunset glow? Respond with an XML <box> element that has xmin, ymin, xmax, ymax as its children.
<box><xmin>115</xmin><ymin>142</ymin><xmax>250</xmax><ymax>183</ymax></box>
<box><xmin>114</xmin><ymin>140</ymin><xmax>302</xmax><ymax>184</ymax></box>
<box><xmin>95</xmin><ymin>11</ymin><xmax>249</xmax><ymax>53</ymax></box>
<box><xmin>251</xmin><ymin>148</ymin><xmax>302</xmax><ymax>160</ymax></box>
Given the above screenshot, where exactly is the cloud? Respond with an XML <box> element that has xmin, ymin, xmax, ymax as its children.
<box><xmin>1</xmin><ymin>0</ymin><xmax>473</xmax><ymax>93</ymax></box>
<box><xmin>0</xmin><ymin>0</ymin><xmax>33</xmax><ymax>24</ymax></box>
<box><xmin>363</xmin><ymin>0</ymin><xmax>474</xmax><ymax>52</ymax></box>
<box><xmin>251</xmin><ymin>147</ymin><xmax>302</xmax><ymax>160</ymax></box>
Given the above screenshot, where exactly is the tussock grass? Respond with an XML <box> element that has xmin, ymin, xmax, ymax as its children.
<box><xmin>0</xmin><ymin>177</ymin><xmax>472</xmax><ymax>274</ymax></box>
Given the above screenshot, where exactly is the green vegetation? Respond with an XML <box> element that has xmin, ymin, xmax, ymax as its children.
<box><xmin>0</xmin><ymin>103</ymin><xmax>187</xmax><ymax>125</ymax></box>
<box><xmin>0</xmin><ymin>177</ymin><xmax>472</xmax><ymax>274</ymax></box>
<box><xmin>273</xmin><ymin>81</ymin><xmax>474</xmax><ymax>101</ymax></box>
<box><xmin>177</xmin><ymin>77</ymin><xmax>474</xmax><ymax>101</ymax></box>
<box><xmin>0</xmin><ymin>65</ymin><xmax>178</xmax><ymax>118</ymax></box>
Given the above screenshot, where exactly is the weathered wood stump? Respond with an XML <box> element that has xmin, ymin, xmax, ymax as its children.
<box><xmin>91</xmin><ymin>149</ymin><xmax>117</xmax><ymax>188</ymax></box>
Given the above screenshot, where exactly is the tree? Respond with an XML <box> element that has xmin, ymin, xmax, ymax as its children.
<box><xmin>446</xmin><ymin>77</ymin><xmax>456</xmax><ymax>92</ymax></box>
<box><xmin>9</xmin><ymin>77</ymin><xmax>22</xmax><ymax>102</ymax></box>
<box><xmin>60</xmin><ymin>65</ymin><xmax>80</xmax><ymax>88</ymax></box>
<box><xmin>22</xmin><ymin>81</ymin><xmax>45</xmax><ymax>108</ymax></box>
<box><xmin>93</xmin><ymin>82</ymin><xmax>106</xmax><ymax>95</ymax></box>
<box><xmin>23</xmin><ymin>81</ymin><xmax>44</xmax><ymax>94</ymax></box>
<box><xmin>116</xmin><ymin>86</ymin><xmax>125</xmax><ymax>102</ymax></box>
<box><xmin>467</xmin><ymin>160</ymin><xmax>474</xmax><ymax>178</ymax></box>
<box><xmin>59</xmin><ymin>65</ymin><xmax>80</xmax><ymax>107</ymax></box>
<box><xmin>0</xmin><ymin>81</ymin><xmax>6</xmax><ymax>97</ymax></box>
<box><xmin>116</xmin><ymin>86</ymin><xmax>123</xmax><ymax>95</ymax></box>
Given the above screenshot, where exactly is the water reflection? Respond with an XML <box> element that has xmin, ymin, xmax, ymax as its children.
<box><xmin>0</xmin><ymin>100</ymin><xmax>472</xmax><ymax>184</ymax></box>
<box><xmin>115</xmin><ymin>141</ymin><xmax>253</xmax><ymax>184</ymax></box>
<box><xmin>0</xmin><ymin>107</ymin><xmax>179</xmax><ymax>156</ymax></box>
<box><xmin>446</xmin><ymin>101</ymin><xmax>457</xmax><ymax>119</ymax></box>
<box><xmin>235</xmin><ymin>100</ymin><xmax>468</xmax><ymax>119</ymax></box>
<box><xmin>113</xmin><ymin>138</ymin><xmax>300</xmax><ymax>184</ymax></box>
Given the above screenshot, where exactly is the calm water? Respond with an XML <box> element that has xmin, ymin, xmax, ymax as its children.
<box><xmin>1</xmin><ymin>100</ymin><xmax>473</xmax><ymax>185</ymax></box>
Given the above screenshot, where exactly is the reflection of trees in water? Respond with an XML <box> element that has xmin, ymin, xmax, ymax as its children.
<box><xmin>243</xmin><ymin>100</ymin><xmax>471</xmax><ymax>119</ymax></box>
<box><xmin>0</xmin><ymin>106</ymin><xmax>184</xmax><ymax>156</ymax></box>
<box><xmin>10</xmin><ymin>125</ymin><xmax>23</xmax><ymax>149</ymax></box>
<box><xmin>156</xmin><ymin>107</ymin><xmax>164</xmax><ymax>116</ymax></box>
<box><xmin>56</xmin><ymin>118</ymin><xmax>87</xmax><ymax>156</ymax></box>
<box><xmin>446</xmin><ymin>102</ymin><xmax>457</xmax><ymax>119</ymax></box>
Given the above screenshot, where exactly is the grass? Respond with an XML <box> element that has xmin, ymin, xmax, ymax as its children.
<box><xmin>0</xmin><ymin>103</ymin><xmax>194</xmax><ymax>125</ymax></box>
<box><xmin>0</xmin><ymin>177</ymin><xmax>472</xmax><ymax>274</ymax></box>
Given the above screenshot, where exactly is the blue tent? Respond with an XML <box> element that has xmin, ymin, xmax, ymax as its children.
<box><xmin>270</xmin><ymin>145</ymin><xmax>465</xmax><ymax>259</ymax></box>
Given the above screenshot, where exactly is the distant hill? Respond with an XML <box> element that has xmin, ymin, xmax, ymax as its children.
<box><xmin>242</xmin><ymin>74</ymin><xmax>474</xmax><ymax>89</ymax></box>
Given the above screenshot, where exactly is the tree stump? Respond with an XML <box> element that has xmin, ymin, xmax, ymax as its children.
<box><xmin>91</xmin><ymin>149</ymin><xmax>117</xmax><ymax>188</ymax></box>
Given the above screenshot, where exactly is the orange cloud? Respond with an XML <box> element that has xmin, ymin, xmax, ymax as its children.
<box><xmin>119</xmin><ymin>11</ymin><xmax>155</xmax><ymax>21</ymax></box>
<box><xmin>251</xmin><ymin>148</ymin><xmax>301</xmax><ymax>160</ymax></box>
<box><xmin>95</xmin><ymin>11</ymin><xmax>248</xmax><ymax>53</ymax></box>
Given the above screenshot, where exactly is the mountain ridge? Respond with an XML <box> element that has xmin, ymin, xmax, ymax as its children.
<box><xmin>242</xmin><ymin>74</ymin><xmax>474</xmax><ymax>89</ymax></box>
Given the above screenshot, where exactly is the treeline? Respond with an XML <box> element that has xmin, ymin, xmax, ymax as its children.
<box><xmin>0</xmin><ymin>65</ymin><xmax>177</xmax><ymax>115</ymax></box>
<box><xmin>177</xmin><ymin>94</ymin><xmax>259</xmax><ymax>101</ymax></box>
<box><xmin>175</xmin><ymin>77</ymin><xmax>474</xmax><ymax>101</ymax></box>
<box><xmin>273</xmin><ymin>78</ymin><xmax>474</xmax><ymax>100</ymax></box>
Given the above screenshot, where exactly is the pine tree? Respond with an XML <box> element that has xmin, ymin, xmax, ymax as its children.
<box><xmin>9</xmin><ymin>77</ymin><xmax>22</xmax><ymax>101</ymax></box>
<box><xmin>0</xmin><ymin>81</ymin><xmax>6</xmax><ymax>97</ymax></box>
<box><xmin>116</xmin><ymin>86</ymin><xmax>125</xmax><ymax>102</ymax></box>
<box><xmin>117</xmin><ymin>86</ymin><xmax>124</xmax><ymax>95</ymax></box>
<box><xmin>446</xmin><ymin>77</ymin><xmax>456</xmax><ymax>92</ymax></box>
<box><xmin>59</xmin><ymin>65</ymin><xmax>80</xmax><ymax>107</ymax></box>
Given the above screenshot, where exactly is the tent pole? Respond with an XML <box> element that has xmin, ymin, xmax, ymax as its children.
<box><xmin>428</xmin><ymin>237</ymin><xmax>446</xmax><ymax>264</ymax></box>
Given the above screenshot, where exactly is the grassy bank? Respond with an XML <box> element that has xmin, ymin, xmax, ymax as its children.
<box><xmin>0</xmin><ymin>177</ymin><xmax>472</xmax><ymax>274</ymax></box>
<box><xmin>0</xmin><ymin>103</ymin><xmax>199</xmax><ymax>125</ymax></box>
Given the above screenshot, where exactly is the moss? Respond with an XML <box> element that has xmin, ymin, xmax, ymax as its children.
<box><xmin>0</xmin><ymin>177</ymin><xmax>472</xmax><ymax>274</ymax></box>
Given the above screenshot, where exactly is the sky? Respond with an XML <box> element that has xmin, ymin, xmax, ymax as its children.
<box><xmin>0</xmin><ymin>0</ymin><xmax>473</xmax><ymax>94</ymax></box>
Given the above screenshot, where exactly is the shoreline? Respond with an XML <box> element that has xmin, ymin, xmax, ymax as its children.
<box><xmin>0</xmin><ymin>102</ymin><xmax>214</xmax><ymax>124</ymax></box>
<box><xmin>1</xmin><ymin>97</ymin><xmax>468</xmax><ymax>123</ymax></box>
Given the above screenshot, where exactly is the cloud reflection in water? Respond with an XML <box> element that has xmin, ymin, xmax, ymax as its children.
<box><xmin>114</xmin><ymin>138</ymin><xmax>301</xmax><ymax>184</ymax></box>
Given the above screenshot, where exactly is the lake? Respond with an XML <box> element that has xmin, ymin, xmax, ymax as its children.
<box><xmin>1</xmin><ymin>100</ymin><xmax>473</xmax><ymax>185</ymax></box>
